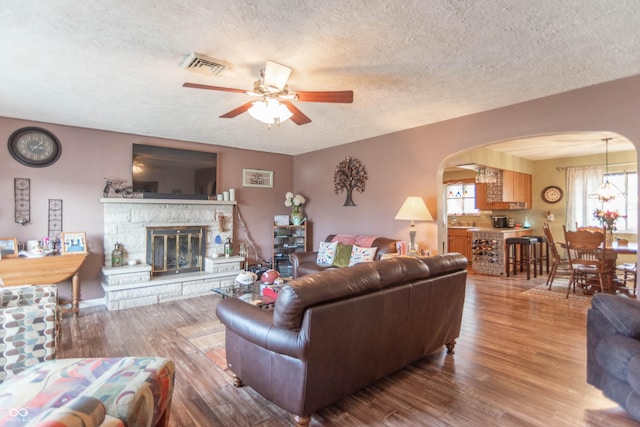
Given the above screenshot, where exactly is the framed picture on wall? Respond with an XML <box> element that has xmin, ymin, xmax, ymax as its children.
<box><xmin>242</xmin><ymin>169</ymin><xmax>274</xmax><ymax>188</ymax></box>
<box><xmin>0</xmin><ymin>237</ymin><xmax>18</xmax><ymax>258</ymax></box>
<box><xmin>61</xmin><ymin>232</ymin><xmax>88</xmax><ymax>254</ymax></box>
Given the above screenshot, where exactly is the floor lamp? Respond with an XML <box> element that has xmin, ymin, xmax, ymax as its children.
<box><xmin>394</xmin><ymin>196</ymin><xmax>433</xmax><ymax>255</ymax></box>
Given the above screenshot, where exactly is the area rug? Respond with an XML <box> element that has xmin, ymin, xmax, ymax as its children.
<box><xmin>520</xmin><ymin>278</ymin><xmax>593</xmax><ymax>306</ymax></box>
<box><xmin>176</xmin><ymin>319</ymin><xmax>228</xmax><ymax>371</ymax></box>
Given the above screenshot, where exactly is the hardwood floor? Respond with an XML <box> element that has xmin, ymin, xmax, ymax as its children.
<box><xmin>58</xmin><ymin>273</ymin><xmax>639</xmax><ymax>426</ymax></box>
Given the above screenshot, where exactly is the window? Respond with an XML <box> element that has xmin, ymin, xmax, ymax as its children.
<box><xmin>567</xmin><ymin>167</ymin><xmax>637</xmax><ymax>233</ymax></box>
<box><xmin>446</xmin><ymin>181</ymin><xmax>479</xmax><ymax>215</ymax></box>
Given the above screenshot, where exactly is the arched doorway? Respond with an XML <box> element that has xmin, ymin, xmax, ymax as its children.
<box><xmin>438</xmin><ymin>131</ymin><xmax>638</xmax><ymax>268</ymax></box>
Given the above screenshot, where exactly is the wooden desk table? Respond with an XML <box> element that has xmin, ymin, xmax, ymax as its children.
<box><xmin>0</xmin><ymin>253</ymin><xmax>88</xmax><ymax>316</ymax></box>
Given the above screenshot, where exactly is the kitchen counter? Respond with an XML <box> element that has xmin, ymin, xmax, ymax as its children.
<box><xmin>470</xmin><ymin>228</ymin><xmax>533</xmax><ymax>276</ymax></box>
<box><xmin>448</xmin><ymin>226</ymin><xmax>532</xmax><ymax>233</ymax></box>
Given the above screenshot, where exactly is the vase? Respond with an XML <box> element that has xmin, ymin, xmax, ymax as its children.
<box><xmin>290</xmin><ymin>206</ymin><xmax>304</xmax><ymax>225</ymax></box>
<box><xmin>606</xmin><ymin>230</ymin><xmax>614</xmax><ymax>246</ymax></box>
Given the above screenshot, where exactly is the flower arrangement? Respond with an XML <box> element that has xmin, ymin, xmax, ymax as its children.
<box><xmin>593</xmin><ymin>208</ymin><xmax>625</xmax><ymax>232</ymax></box>
<box><xmin>284</xmin><ymin>192</ymin><xmax>305</xmax><ymax>209</ymax></box>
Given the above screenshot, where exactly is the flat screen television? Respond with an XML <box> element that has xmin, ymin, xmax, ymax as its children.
<box><xmin>132</xmin><ymin>144</ymin><xmax>217</xmax><ymax>200</ymax></box>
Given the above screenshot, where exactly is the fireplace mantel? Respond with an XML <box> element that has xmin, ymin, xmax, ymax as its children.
<box><xmin>99</xmin><ymin>198</ymin><xmax>236</xmax><ymax>206</ymax></box>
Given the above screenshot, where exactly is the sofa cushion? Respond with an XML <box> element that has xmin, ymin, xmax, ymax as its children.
<box><xmin>332</xmin><ymin>243</ymin><xmax>353</xmax><ymax>268</ymax></box>
<box><xmin>316</xmin><ymin>241</ymin><xmax>338</xmax><ymax>266</ymax></box>
<box><xmin>348</xmin><ymin>245</ymin><xmax>377</xmax><ymax>266</ymax></box>
<box><xmin>592</xmin><ymin>293</ymin><xmax>640</xmax><ymax>338</ymax></box>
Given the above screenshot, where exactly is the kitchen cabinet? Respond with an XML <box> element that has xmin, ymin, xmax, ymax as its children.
<box><xmin>475</xmin><ymin>170</ymin><xmax>532</xmax><ymax>210</ymax></box>
<box><xmin>447</xmin><ymin>228</ymin><xmax>472</xmax><ymax>264</ymax></box>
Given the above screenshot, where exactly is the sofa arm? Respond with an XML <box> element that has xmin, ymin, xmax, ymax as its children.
<box><xmin>216</xmin><ymin>298</ymin><xmax>307</xmax><ymax>359</ymax></box>
<box><xmin>290</xmin><ymin>251</ymin><xmax>319</xmax><ymax>279</ymax></box>
<box><xmin>592</xmin><ymin>293</ymin><xmax>640</xmax><ymax>338</ymax></box>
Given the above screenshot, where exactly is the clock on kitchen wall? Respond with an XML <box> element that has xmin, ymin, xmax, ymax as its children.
<box><xmin>7</xmin><ymin>127</ymin><xmax>62</xmax><ymax>167</ymax></box>
<box><xmin>541</xmin><ymin>185</ymin><xmax>563</xmax><ymax>203</ymax></box>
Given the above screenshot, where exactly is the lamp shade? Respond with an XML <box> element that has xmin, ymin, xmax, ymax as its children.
<box><xmin>248</xmin><ymin>99</ymin><xmax>293</xmax><ymax>125</ymax></box>
<box><xmin>394</xmin><ymin>197</ymin><xmax>433</xmax><ymax>221</ymax></box>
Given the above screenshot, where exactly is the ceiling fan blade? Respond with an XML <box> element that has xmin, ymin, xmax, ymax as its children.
<box><xmin>183</xmin><ymin>82</ymin><xmax>246</xmax><ymax>94</ymax></box>
<box><xmin>281</xmin><ymin>101</ymin><xmax>312</xmax><ymax>125</ymax></box>
<box><xmin>294</xmin><ymin>90</ymin><xmax>354</xmax><ymax>103</ymax></box>
<box><xmin>264</xmin><ymin>60</ymin><xmax>292</xmax><ymax>91</ymax></box>
<box><xmin>220</xmin><ymin>101</ymin><xmax>254</xmax><ymax>118</ymax></box>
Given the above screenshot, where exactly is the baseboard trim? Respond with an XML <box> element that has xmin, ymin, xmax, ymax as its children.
<box><xmin>79</xmin><ymin>298</ymin><xmax>105</xmax><ymax>308</ymax></box>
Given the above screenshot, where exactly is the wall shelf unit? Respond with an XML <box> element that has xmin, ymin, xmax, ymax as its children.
<box><xmin>272</xmin><ymin>223</ymin><xmax>308</xmax><ymax>278</ymax></box>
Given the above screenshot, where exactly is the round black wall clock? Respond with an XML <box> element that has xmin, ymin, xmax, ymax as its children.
<box><xmin>541</xmin><ymin>185</ymin><xmax>563</xmax><ymax>203</ymax></box>
<box><xmin>8</xmin><ymin>127</ymin><xmax>62</xmax><ymax>167</ymax></box>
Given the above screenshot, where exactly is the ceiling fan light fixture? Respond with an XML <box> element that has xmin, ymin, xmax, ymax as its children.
<box><xmin>248</xmin><ymin>99</ymin><xmax>293</xmax><ymax>125</ymax></box>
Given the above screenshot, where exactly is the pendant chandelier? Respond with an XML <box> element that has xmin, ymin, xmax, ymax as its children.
<box><xmin>596</xmin><ymin>137</ymin><xmax>618</xmax><ymax>202</ymax></box>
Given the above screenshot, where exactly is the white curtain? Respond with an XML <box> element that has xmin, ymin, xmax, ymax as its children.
<box><xmin>566</xmin><ymin>165</ymin><xmax>604</xmax><ymax>229</ymax></box>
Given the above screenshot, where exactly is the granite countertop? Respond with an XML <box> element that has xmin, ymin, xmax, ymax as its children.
<box><xmin>448</xmin><ymin>226</ymin><xmax>532</xmax><ymax>233</ymax></box>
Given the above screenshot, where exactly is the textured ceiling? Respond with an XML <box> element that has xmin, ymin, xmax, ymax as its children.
<box><xmin>1</xmin><ymin>1</ymin><xmax>639</xmax><ymax>155</ymax></box>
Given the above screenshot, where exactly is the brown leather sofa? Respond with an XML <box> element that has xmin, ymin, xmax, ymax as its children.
<box><xmin>216</xmin><ymin>253</ymin><xmax>467</xmax><ymax>426</ymax></box>
<box><xmin>290</xmin><ymin>234</ymin><xmax>397</xmax><ymax>278</ymax></box>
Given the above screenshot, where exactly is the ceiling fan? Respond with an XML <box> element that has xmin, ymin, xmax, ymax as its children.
<box><xmin>183</xmin><ymin>60</ymin><xmax>353</xmax><ymax>126</ymax></box>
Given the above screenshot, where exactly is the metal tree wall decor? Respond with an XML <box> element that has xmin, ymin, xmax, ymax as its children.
<box><xmin>333</xmin><ymin>156</ymin><xmax>368</xmax><ymax>206</ymax></box>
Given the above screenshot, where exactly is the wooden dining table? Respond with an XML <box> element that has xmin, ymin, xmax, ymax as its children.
<box><xmin>603</xmin><ymin>242</ymin><xmax>637</xmax><ymax>296</ymax></box>
<box><xmin>0</xmin><ymin>253</ymin><xmax>88</xmax><ymax>316</ymax></box>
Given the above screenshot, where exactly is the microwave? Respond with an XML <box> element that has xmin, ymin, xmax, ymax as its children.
<box><xmin>491</xmin><ymin>216</ymin><xmax>508</xmax><ymax>228</ymax></box>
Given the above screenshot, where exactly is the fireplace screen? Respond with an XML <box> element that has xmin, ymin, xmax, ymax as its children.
<box><xmin>147</xmin><ymin>226</ymin><xmax>206</xmax><ymax>276</ymax></box>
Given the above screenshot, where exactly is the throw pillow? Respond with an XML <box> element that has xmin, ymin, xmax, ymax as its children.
<box><xmin>332</xmin><ymin>243</ymin><xmax>353</xmax><ymax>268</ymax></box>
<box><xmin>316</xmin><ymin>241</ymin><xmax>338</xmax><ymax>266</ymax></box>
<box><xmin>348</xmin><ymin>245</ymin><xmax>378</xmax><ymax>267</ymax></box>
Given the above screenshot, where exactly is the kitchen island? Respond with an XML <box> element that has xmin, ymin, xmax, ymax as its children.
<box><xmin>447</xmin><ymin>227</ymin><xmax>532</xmax><ymax>276</ymax></box>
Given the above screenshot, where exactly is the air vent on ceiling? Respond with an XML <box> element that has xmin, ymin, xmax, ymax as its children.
<box><xmin>181</xmin><ymin>52</ymin><xmax>229</xmax><ymax>76</ymax></box>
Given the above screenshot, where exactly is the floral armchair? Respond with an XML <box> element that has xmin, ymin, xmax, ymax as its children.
<box><xmin>0</xmin><ymin>285</ymin><xmax>175</xmax><ymax>426</ymax></box>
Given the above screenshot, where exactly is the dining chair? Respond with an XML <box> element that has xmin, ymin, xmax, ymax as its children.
<box><xmin>616</xmin><ymin>262</ymin><xmax>637</xmax><ymax>295</ymax></box>
<box><xmin>576</xmin><ymin>224</ymin><xmax>607</xmax><ymax>234</ymax></box>
<box><xmin>563</xmin><ymin>225</ymin><xmax>607</xmax><ymax>298</ymax></box>
<box><xmin>542</xmin><ymin>223</ymin><xmax>571</xmax><ymax>289</ymax></box>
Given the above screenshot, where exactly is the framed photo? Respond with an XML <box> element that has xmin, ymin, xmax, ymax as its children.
<box><xmin>0</xmin><ymin>238</ymin><xmax>18</xmax><ymax>258</ymax></box>
<box><xmin>243</xmin><ymin>169</ymin><xmax>273</xmax><ymax>188</ymax></box>
<box><xmin>274</xmin><ymin>215</ymin><xmax>290</xmax><ymax>226</ymax></box>
<box><xmin>61</xmin><ymin>232</ymin><xmax>88</xmax><ymax>254</ymax></box>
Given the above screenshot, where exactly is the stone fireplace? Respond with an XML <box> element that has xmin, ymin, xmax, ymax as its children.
<box><xmin>100</xmin><ymin>198</ymin><xmax>242</xmax><ymax>310</ymax></box>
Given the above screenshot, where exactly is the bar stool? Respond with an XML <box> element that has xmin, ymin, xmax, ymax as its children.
<box><xmin>529</xmin><ymin>235</ymin><xmax>549</xmax><ymax>275</ymax></box>
<box><xmin>506</xmin><ymin>237</ymin><xmax>538</xmax><ymax>279</ymax></box>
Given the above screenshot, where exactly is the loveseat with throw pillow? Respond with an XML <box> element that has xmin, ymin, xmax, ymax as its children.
<box><xmin>216</xmin><ymin>253</ymin><xmax>467</xmax><ymax>426</ymax></box>
<box><xmin>290</xmin><ymin>233</ymin><xmax>397</xmax><ymax>278</ymax></box>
